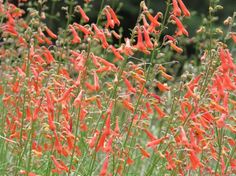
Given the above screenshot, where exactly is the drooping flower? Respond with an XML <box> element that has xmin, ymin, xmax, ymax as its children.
<box><xmin>156</xmin><ymin>81</ymin><xmax>170</xmax><ymax>92</ymax></box>
<box><xmin>122</xmin><ymin>98</ymin><xmax>135</xmax><ymax>113</ymax></box>
<box><xmin>92</xmin><ymin>24</ymin><xmax>109</xmax><ymax>49</ymax></box>
<box><xmin>171</xmin><ymin>15</ymin><xmax>189</xmax><ymax>36</ymax></box>
<box><xmin>110</xmin><ymin>45</ymin><xmax>124</xmax><ymax>61</ymax></box>
<box><xmin>153</xmin><ymin>104</ymin><xmax>166</xmax><ymax>118</ymax></box>
<box><xmin>45</xmin><ymin>26</ymin><xmax>57</xmax><ymax>39</ymax></box>
<box><xmin>165</xmin><ymin>151</ymin><xmax>176</xmax><ymax>170</ymax></box>
<box><xmin>73</xmin><ymin>23</ymin><xmax>92</xmax><ymax>37</ymax></box>
<box><xmin>42</xmin><ymin>47</ymin><xmax>55</xmax><ymax>64</ymax></box>
<box><xmin>51</xmin><ymin>155</ymin><xmax>69</xmax><ymax>172</ymax></box>
<box><xmin>137</xmin><ymin>145</ymin><xmax>150</xmax><ymax>158</ymax></box>
<box><xmin>172</xmin><ymin>0</ymin><xmax>181</xmax><ymax>16</ymax></box>
<box><xmin>170</xmin><ymin>41</ymin><xmax>183</xmax><ymax>53</ymax></box>
<box><xmin>177</xmin><ymin>0</ymin><xmax>190</xmax><ymax>17</ymax></box>
<box><xmin>142</xmin><ymin>26</ymin><xmax>153</xmax><ymax>49</ymax></box>
<box><xmin>73</xmin><ymin>90</ymin><xmax>84</xmax><ymax>107</ymax></box>
<box><xmin>189</xmin><ymin>150</ymin><xmax>203</xmax><ymax>170</ymax></box>
<box><xmin>160</xmin><ymin>70</ymin><xmax>173</xmax><ymax>80</ymax></box>
<box><xmin>123</xmin><ymin>76</ymin><xmax>136</xmax><ymax>93</ymax></box>
<box><xmin>143</xmin><ymin>129</ymin><xmax>157</xmax><ymax>141</ymax></box>
<box><xmin>104</xmin><ymin>8</ymin><xmax>114</xmax><ymax>28</ymax></box>
<box><xmin>123</xmin><ymin>38</ymin><xmax>134</xmax><ymax>56</ymax></box>
<box><xmin>93</xmin><ymin>71</ymin><xmax>100</xmax><ymax>91</ymax></box>
<box><xmin>100</xmin><ymin>155</ymin><xmax>109</xmax><ymax>176</ymax></box>
<box><xmin>77</xmin><ymin>5</ymin><xmax>89</xmax><ymax>22</ymax></box>
<box><xmin>146</xmin><ymin>136</ymin><xmax>169</xmax><ymax>147</ymax></box>
<box><xmin>179</xmin><ymin>126</ymin><xmax>189</xmax><ymax>146</ymax></box>
<box><xmin>145</xmin><ymin>12</ymin><xmax>160</xmax><ymax>27</ymax></box>
<box><xmin>135</xmin><ymin>26</ymin><xmax>150</xmax><ymax>54</ymax></box>
<box><xmin>106</xmin><ymin>6</ymin><xmax>120</xmax><ymax>26</ymax></box>
<box><xmin>69</xmin><ymin>25</ymin><xmax>81</xmax><ymax>44</ymax></box>
<box><xmin>56</xmin><ymin>87</ymin><xmax>74</xmax><ymax>103</ymax></box>
<box><xmin>230</xmin><ymin>33</ymin><xmax>236</xmax><ymax>43</ymax></box>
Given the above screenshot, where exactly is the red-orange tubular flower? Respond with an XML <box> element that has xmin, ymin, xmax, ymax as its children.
<box><xmin>172</xmin><ymin>0</ymin><xmax>181</xmax><ymax>16</ymax></box>
<box><xmin>90</xmin><ymin>53</ymin><xmax>101</xmax><ymax>68</ymax></box>
<box><xmin>171</xmin><ymin>15</ymin><xmax>189</xmax><ymax>37</ymax></box>
<box><xmin>122</xmin><ymin>98</ymin><xmax>135</xmax><ymax>113</ymax></box>
<box><xmin>45</xmin><ymin>26</ymin><xmax>57</xmax><ymax>39</ymax></box>
<box><xmin>148</xmin><ymin>12</ymin><xmax>162</xmax><ymax>33</ymax></box>
<box><xmin>219</xmin><ymin>48</ymin><xmax>235</xmax><ymax>72</ymax></box>
<box><xmin>177</xmin><ymin>0</ymin><xmax>191</xmax><ymax>17</ymax></box>
<box><xmin>111</xmin><ymin>30</ymin><xmax>121</xmax><ymax>39</ymax></box>
<box><xmin>189</xmin><ymin>150</ymin><xmax>203</xmax><ymax>170</ymax></box>
<box><xmin>145</xmin><ymin>12</ymin><xmax>160</xmax><ymax>27</ymax></box>
<box><xmin>137</xmin><ymin>145</ymin><xmax>150</xmax><ymax>158</ymax></box>
<box><xmin>77</xmin><ymin>5</ymin><xmax>89</xmax><ymax>22</ymax></box>
<box><xmin>170</xmin><ymin>41</ymin><xmax>183</xmax><ymax>53</ymax></box>
<box><xmin>93</xmin><ymin>71</ymin><xmax>100</xmax><ymax>91</ymax></box>
<box><xmin>106</xmin><ymin>6</ymin><xmax>120</xmax><ymax>26</ymax></box>
<box><xmin>143</xmin><ymin>129</ymin><xmax>157</xmax><ymax>141</ymax></box>
<box><xmin>42</xmin><ymin>47</ymin><xmax>55</xmax><ymax>64</ymax></box>
<box><xmin>135</xmin><ymin>26</ymin><xmax>150</xmax><ymax>54</ymax></box>
<box><xmin>92</xmin><ymin>24</ymin><xmax>109</xmax><ymax>49</ymax></box>
<box><xmin>165</xmin><ymin>151</ymin><xmax>177</xmax><ymax>170</ymax></box>
<box><xmin>104</xmin><ymin>8</ymin><xmax>114</xmax><ymax>28</ymax></box>
<box><xmin>73</xmin><ymin>23</ymin><xmax>92</xmax><ymax>37</ymax></box>
<box><xmin>230</xmin><ymin>33</ymin><xmax>236</xmax><ymax>43</ymax></box>
<box><xmin>156</xmin><ymin>81</ymin><xmax>170</xmax><ymax>92</ymax></box>
<box><xmin>142</xmin><ymin>15</ymin><xmax>149</xmax><ymax>28</ymax></box>
<box><xmin>100</xmin><ymin>155</ymin><xmax>109</xmax><ymax>176</ymax></box>
<box><xmin>146</xmin><ymin>136</ymin><xmax>169</xmax><ymax>148</ymax></box>
<box><xmin>123</xmin><ymin>38</ymin><xmax>134</xmax><ymax>56</ymax></box>
<box><xmin>56</xmin><ymin>87</ymin><xmax>74</xmax><ymax>103</ymax></box>
<box><xmin>69</xmin><ymin>25</ymin><xmax>81</xmax><ymax>44</ymax></box>
<box><xmin>73</xmin><ymin>90</ymin><xmax>84</xmax><ymax>107</ymax></box>
<box><xmin>51</xmin><ymin>155</ymin><xmax>69</xmax><ymax>172</ymax></box>
<box><xmin>123</xmin><ymin>76</ymin><xmax>136</xmax><ymax>93</ymax></box>
<box><xmin>110</xmin><ymin>45</ymin><xmax>124</xmax><ymax>61</ymax></box>
<box><xmin>142</xmin><ymin>26</ymin><xmax>153</xmax><ymax>49</ymax></box>
<box><xmin>179</xmin><ymin>126</ymin><xmax>189</xmax><ymax>146</ymax></box>
<box><xmin>153</xmin><ymin>104</ymin><xmax>166</xmax><ymax>118</ymax></box>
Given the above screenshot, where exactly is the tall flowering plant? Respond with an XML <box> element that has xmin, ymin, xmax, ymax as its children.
<box><xmin>0</xmin><ymin>0</ymin><xmax>235</xmax><ymax>175</ymax></box>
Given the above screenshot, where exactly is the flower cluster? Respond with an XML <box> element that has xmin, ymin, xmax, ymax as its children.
<box><xmin>0</xmin><ymin>0</ymin><xmax>235</xmax><ymax>175</ymax></box>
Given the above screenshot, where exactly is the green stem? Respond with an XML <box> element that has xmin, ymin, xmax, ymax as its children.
<box><xmin>49</xmin><ymin>0</ymin><xmax>57</xmax><ymax>27</ymax></box>
<box><xmin>224</xmin><ymin>135</ymin><xmax>236</xmax><ymax>174</ymax></box>
<box><xmin>66</xmin><ymin>0</ymin><xmax>75</xmax><ymax>27</ymax></box>
<box><xmin>120</xmin><ymin>2</ymin><xmax>173</xmax><ymax>173</ymax></box>
<box><xmin>87</xmin><ymin>56</ymin><xmax>128</xmax><ymax>176</ymax></box>
<box><xmin>215</xmin><ymin>128</ymin><xmax>224</xmax><ymax>175</ymax></box>
<box><xmin>68</xmin><ymin>38</ymin><xmax>92</xmax><ymax>175</ymax></box>
<box><xmin>96</xmin><ymin>0</ymin><xmax>105</xmax><ymax>25</ymax></box>
<box><xmin>67</xmin><ymin>106</ymin><xmax>82</xmax><ymax>175</ymax></box>
<box><xmin>26</xmin><ymin>121</ymin><xmax>35</xmax><ymax>175</ymax></box>
<box><xmin>121</xmin><ymin>49</ymin><xmax>157</xmax><ymax>175</ymax></box>
<box><xmin>16</xmin><ymin>39</ymin><xmax>32</xmax><ymax>175</ymax></box>
<box><xmin>199</xmin><ymin>0</ymin><xmax>214</xmax><ymax>98</ymax></box>
<box><xmin>45</xmin><ymin>139</ymin><xmax>55</xmax><ymax>176</ymax></box>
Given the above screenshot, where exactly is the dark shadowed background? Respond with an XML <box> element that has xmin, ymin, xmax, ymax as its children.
<box><xmin>9</xmin><ymin>0</ymin><xmax>236</xmax><ymax>38</ymax></box>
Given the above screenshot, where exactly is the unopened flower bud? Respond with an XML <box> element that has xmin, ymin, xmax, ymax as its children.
<box><xmin>41</xmin><ymin>12</ymin><xmax>46</xmax><ymax>19</ymax></box>
<box><xmin>215</xmin><ymin>28</ymin><xmax>224</xmax><ymax>35</ymax></box>
<box><xmin>209</xmin><ymin>7</ymin><xmax>214</xmax><ymax>13</ymax></box>
<box><xmin>215</xmin><ymin>5</ymin><xmax>223</xmax><ymax>10</ymax></box>
<box><xmin>140</xmin><ymin>1</ymin><xmax>148</xmax><ymax>12</ymax></box>
<box><xmin>196</xmin><ymin>26</ymin><xmax>206</xmax><ymax>33</ymax></box>
<box><xmin>224</xmin><ymin>17</ymin><xmax>232</xmax><ymax>25</ymax></box>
